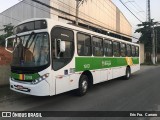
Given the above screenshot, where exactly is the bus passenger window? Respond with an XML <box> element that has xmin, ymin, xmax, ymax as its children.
<box><xmin>136</xmin><ymin>46</ymin><xmax>139</xmax><ymax>57</ymax></box>
<box><xmin>77</xmin><ymin>33</ymin><xmax>92</xmax><ymax>56</ymax></box>
<box><xmin>51</xmin><ymin>27</ymin><xmax>74</xmax><ymax>71</ymax></box>
<box><xmin>127</xmin><ymin>44</ymin><xmax>131</xmax><ymax>57</ymax></box>
<box><xmin>104</xmin><ymin>40</ymin><xmax>113</xmax><ymax>57</ymax></box>
<box><xmin>113</xmin><ymin>41</ymin><xmax>120</xmax><ymax>57</ymax></box>
<box><xmin>132</xmin><ymin>46</ymin><xmax>136</xmax><ymax>57</ymax></box>
<box><xmin>92</xmin><ymin>37</ymin><xmax>103</xmax><ymax>56</ymax></box>
<box><xmin>120</xmin><ymin>43</ymin><xmax>126</xmax><ymax>57</ymax></box>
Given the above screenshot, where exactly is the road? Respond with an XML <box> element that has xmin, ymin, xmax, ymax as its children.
<box><xmin>0</xmin><ymin>65</ymin><xmax>160</xmax><ymax>120</ymax></box>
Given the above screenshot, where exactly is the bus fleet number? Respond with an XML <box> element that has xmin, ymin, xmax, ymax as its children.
<box><xmin>84</xmin><ymin>64</ymin><xmax>90</xmax><ymax>69</ymax></box>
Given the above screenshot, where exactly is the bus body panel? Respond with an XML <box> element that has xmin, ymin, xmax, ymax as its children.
<box><xmin>10</xmin><ymin>78</ymin><xmax>50</xmax><ymax>96</ymax></box>
<box><xmin>6</xmin><ymin>18</ymin><xmax>140</xmax><ymax>96</ymax></box>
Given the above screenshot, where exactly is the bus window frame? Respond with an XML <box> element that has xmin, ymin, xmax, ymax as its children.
<box><xmin>92</xmin><ymin>36</ymin><xmax>104</xmax><ymax>57</ymax></box>
<box><xmin>13</xmin><ymin>20</ymin><xmax>47</xmax><ymax>35</ymax></box>
<box><xmin>104</xmin><ymin>39</ymin><xmax>113</xmax><ymax>57</ymax></box>
<box><xmin>126</xmin><ymin>44</ymin><xmax>132</xmax><ymax>57</ymax></box>
<box><xmin>113</xmin><ymin>41</ymin><xmax>120</xmax><ymax>57</ymax></box>
<box><xmin>135</xmin><ymin>46</ymin><xmax>139</xmax><ymax>57</ymax></box>
<box><xmin>51</xmin><ymin>26</ymin><xmax>75</xmax><ymax>71</ymax></box>
<box><xmin>77</xmin><ymin>32</ymin><xmax>92</xmax><ymax>56</ymax></box>
<box><xmin>120</xmin><ymin>42</ymin><xmax>127</xmax><ymax>57</ymax></box>
<box><xmin>131</xmin><ymin>45</ymin><xmax>136</xmax><ymax>57</ymax></box>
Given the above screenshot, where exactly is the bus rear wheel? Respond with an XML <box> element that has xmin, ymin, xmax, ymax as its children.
<box><xmin>77</xmin><ymin>75</ymin><xmax>89</xmax><ymax>96</ymax></box>
<box><xmin>124</xmin><ymin>67</ymin><xmax>131</xmax><ymax>80</ymax></box>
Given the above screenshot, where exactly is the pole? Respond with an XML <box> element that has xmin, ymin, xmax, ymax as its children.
<box><xmin>76</xmin><ymin>0</ymin><xmax>79</xmax><ymax>25</ymax></box>
<box><xmin>155</xmin><ymin>29</ymin><xmax>157</xmax><ymax>63</ymax></box>
<box><xmin>152</xmin><ymin>26</ymin><xmax>156</xmax><ymax>64</ymax></box>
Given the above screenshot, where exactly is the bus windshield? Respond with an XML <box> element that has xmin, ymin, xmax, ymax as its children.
<box><xmin>11</xmin><ymin>32</ymin><xmax>49</xmax><ymax>68</ymax></box>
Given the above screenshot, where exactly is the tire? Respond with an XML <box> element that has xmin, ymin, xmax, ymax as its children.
<box><xmin>77</xmin><ymin>75</ymin><xmax>89</xmax><ymax>96</ymax></box>
<box><xmin>124</xmin><ymin>67</ymin><xmax>131</xmax><ymax>80</ymax></box>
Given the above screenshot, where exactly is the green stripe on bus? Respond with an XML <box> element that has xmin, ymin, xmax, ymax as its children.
<box><xmin>75</xmin><ymin>57</ymin><xmax>139</xmax><ymax>72</ymax></box>
<box><xmin>11</xmin><ymin>73</ymin><xmax>40</xmax><ymax>81</ymax></box>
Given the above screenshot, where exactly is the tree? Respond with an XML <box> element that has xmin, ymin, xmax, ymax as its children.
<box><xmin>135</xmin><ymin>20</ymin><xmax>159</xmax><ymax>63</ymax></box>
<box><xmin>0</xmin><ymin>23</ymin><xmax>14</xmax><ymax>46</ymax></box>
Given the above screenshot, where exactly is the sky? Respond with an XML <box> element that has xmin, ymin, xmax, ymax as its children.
<box><xmin>0</xmin><ymin>0</ymin><xmax>160</xmax><ymax>39</ymax></box>
<box><xmin>0</xmin><ymin>0</ymin><xmax>20</xmax><ymax>13</ymax></box>
<box><xmin>112</xmin><ymin>0</ymin><xmax>160</xmax><ymax>40</ymax></box>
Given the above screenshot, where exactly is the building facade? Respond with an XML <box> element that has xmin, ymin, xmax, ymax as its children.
<box><xmin>0</xmin><ymin>0</ymin><xmax>132</xmax><ymax>39</ymax></box>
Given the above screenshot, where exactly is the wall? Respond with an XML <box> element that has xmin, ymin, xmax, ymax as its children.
<box><xmin>0</xmin><ymin>0</ymin><xmax>132</xmax><ymax>37</ymax></box>
<box><xmin>140</xmin><ymin>43</ymin><xmax>144</xmax><ymax>64</ymax></box>
<box><xmin>50</xmin><ymin>0</ymin><xmax>132</xmax><ymax>37</ymax></box>
<box><xmin>0</xmin><ymin>0</ymin><xmax>50</xmax><ymax>35</ymax></box>
<box><xmin>0</xmin><ymin>65</ymin><xmax>10</xmax><ymax>86</ymax></box>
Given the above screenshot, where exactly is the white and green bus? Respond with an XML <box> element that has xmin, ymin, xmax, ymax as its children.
<box><xmin>5</xmin><ymin>18</ymin><xmax>140</xmax><ymax>96</ymax></box>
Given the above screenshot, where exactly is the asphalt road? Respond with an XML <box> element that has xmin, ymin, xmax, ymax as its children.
<box><xmin>0</xmin><ymin>65</ymin><xmax>160</xmax><ymax>120</ymax></box>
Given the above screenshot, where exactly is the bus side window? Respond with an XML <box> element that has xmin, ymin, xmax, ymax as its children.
<box><xmin>51</xmin><ymin>27</ymin><xmax>74</xmax><ymax>71</ymax></box>
<box><xmin>132</xmin><ymin>45</ymin><xmax>136</xmax><ymax>57</ymax></box>
<box><xmin>113</xmin><ymin>41</ymin><xmax>120</xmax><ymax>57</ymax></box>
<box><xmin>120</xmin><ymin>43</ymin><xmax>126</xmax><ymax>57</ymax></box>
<box><xmin>92</xmin><ymin>37</ymin><xmax>103</xmax><ymax>56</ymax></box>
<box><xmin>127</xmin><ymin>44</ymin><xmax>131</xmax><ymax>57</ymax></box>
<box><xmin>136</xmin><ymin>46</ymin><xmax>139</xmax><ymax>57</ymax></box>
<box><xmin>77</xmin><ymin>33</ymin><xmax>92</xmax><ymax>56</ymax></box>
<box><xmin>104</xmin><ymin>39</ymin><xmax>113</xmax><ymax>57</ymax></box>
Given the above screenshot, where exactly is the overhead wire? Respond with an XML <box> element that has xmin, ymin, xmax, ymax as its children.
<box><xmin>119</xmin><ymin>0</ymin><xmax>143</xmax><ymax>22</ymax></box>
<box><xmin>0</xmin><ymin>0</ymin><xmax>138</xmax><ymax>39</ymax></box>
<box><xmin>126</xmin><ymin>1</ymin><xmax>146</xmax><ymax>21</ymax></box>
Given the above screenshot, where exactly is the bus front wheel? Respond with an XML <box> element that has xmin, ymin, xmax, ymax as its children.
<box><xmin>77</xmin><ymin>75</ymin><xmax>89</xmax><ymax>96</ymax></box>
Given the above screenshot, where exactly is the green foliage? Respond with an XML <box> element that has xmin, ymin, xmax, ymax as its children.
<box><xmin>155</xmin><ymin>26</ymin><xmax>160</xmax><ymax>53</ymax></box>
<box><xmin>0</xmin><ymin>23</ymin><xmax>14</xmax><ymax>46</ymax></box>
<box><xmin>135</xmin><ymin>21</ymin><xmax>160</xmax><ymax>63</ymax></box>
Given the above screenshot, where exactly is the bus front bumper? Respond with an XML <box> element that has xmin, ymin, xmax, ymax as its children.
<box><xmin>10</xmin><ymin>78</ymin><xmax>50</xmax><ymax>96</ymax></box>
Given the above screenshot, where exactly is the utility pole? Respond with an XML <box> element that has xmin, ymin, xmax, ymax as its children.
<box><xmin>146</xmin><ymin>0</ymin><xmax>151</xmax><ymax>22</ymax></box>
<box><xmin>75</xmin><ymin>0</ymin><xmax>86</xmax><ymax>25</ymax></box>
<box><xmin>75</xmin><ymin>0</ymin><xmax>79</xmax><ymax>25</ymax></box>
<box><xmin>146</xmin><ymin>0</ymin><xmax>156</xmax><ymax>64</ymax></box>
<box><xmin>151</xmin><ymin>23</ymin><xmax>156</xmax><ymax>64</ymax></box>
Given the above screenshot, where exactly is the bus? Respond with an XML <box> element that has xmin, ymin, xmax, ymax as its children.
<box><xmin>5</xmin><ymin>18</ymin><xmax>140</xmax><ymax>96</ymax></box>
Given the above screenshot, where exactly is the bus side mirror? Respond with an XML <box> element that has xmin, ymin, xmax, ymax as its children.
<box><xmin>5</xmin><ymin>38</ymin><xmax>15</xmax><ymax>53</ymax></box>
<box><xmin>55</xmin><ymin>39</ymin><xmax>66</xmax><ymax>59</ymax></box>
<box><xmin>60</xmin><ymin>41</ymin><xmax>66</xmax><ymax>52</ymax></box>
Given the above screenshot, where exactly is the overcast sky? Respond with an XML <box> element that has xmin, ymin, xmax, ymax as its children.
<box><xmin>112</xmin><ymin>0</ymin><xmax>160</xmax><ymax>39</ymax></box>
<box><xmin>0</xmin><ymin>0</ymin><xmax>160</xmax><ymax>39</ymax></box>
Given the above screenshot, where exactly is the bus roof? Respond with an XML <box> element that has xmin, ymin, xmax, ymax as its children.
<box><xmin>15</xmin><ymin>18</ymin><xmax>139</xmax><ymax>46</ymax></box>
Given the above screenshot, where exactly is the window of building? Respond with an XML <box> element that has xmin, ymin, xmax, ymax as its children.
<box><xmin>113</xmin><ymin>41</ymin><xmax>120</xmax><ymax>57</ymax></box>
<box><xmin>104</xmin><ymin>39</ymin><xmax>113</xmax><ymax>56</ymax></box>
<box><xmin>92</xmin><ymin>37</ymin><xmax>103</xmax><ymax>56</ymax></box>
<box><xmin>77</xmin><ymin>33</ymin><xmax>92</xmax><ymax>56</ymax></box>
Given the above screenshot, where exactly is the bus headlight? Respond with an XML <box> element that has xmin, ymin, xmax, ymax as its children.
<box><xmin>32</xmin><ymin>73</ymin><xmax>49</xmax><ymax>84</ymax></box>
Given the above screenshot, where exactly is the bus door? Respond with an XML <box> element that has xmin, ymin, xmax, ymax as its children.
<box><xmin>51</xmin><ymin>27</ymin><xmax>74</xmax><ymax>94</ymax></box>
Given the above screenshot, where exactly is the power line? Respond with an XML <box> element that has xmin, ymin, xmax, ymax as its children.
<box><xmin>0</xmin><ymin>13</ymin><xmax>21</xmax><ymax>22</ymax></box>
<box><xmin>125</xmin><ymin>2</ymin><xmax>145</xmax><ymax>21</ymax></box>
<box><xmin>126</xmin><ymin>1</ymin><xmax>145</xmax><ymax>20</ymax></box>
<box><xmin>0</xmin><ymin>0</ymin><xmax>138</xmax><ymax>39</ymax></box>
<box><xmin>30</xmin><ymin>0</ymin><xmax>137</xmax><ymax>39</ymax></box>
<box><xmin>119</xmin><ymin>0</ymin><xmax>142</xmax><ymax>22</ymax></box>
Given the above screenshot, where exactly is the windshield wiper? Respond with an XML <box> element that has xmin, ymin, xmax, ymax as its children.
<box><xmin>25</xmin><ymin>32</ymin><xmax>35</xmax><ymax>48</ymax></box>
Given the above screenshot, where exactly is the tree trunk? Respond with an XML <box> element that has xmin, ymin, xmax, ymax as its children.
<box><xmin>145</xmin><ymin>52</ymin><xmax>152</xmax><ymax>63</ymax></box>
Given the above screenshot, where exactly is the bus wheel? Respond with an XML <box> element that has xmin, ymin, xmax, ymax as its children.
<box><xmin>77</xmin><ymin>75</ymin><xmax>89</xmax><ymax>96</ymax></box>
<box><xmin>124</xmin><ymin>67</ymin><xmax>131</xmax><ymax>80</ymax></box>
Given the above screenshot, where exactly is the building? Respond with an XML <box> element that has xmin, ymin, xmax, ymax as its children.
<box><xmin>0</xmin><ymin>0</ymin><xmax>132</xmax><ymax>40</ymax></box>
